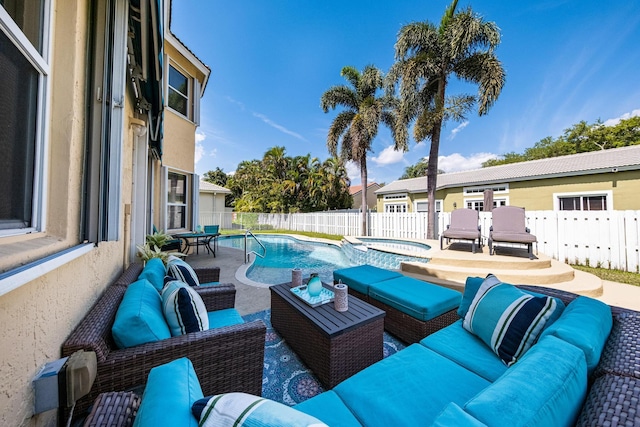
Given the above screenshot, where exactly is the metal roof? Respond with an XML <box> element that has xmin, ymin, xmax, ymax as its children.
<box><xmin>376</xmin><ymin>145</ymin><xmax>640</xmax><ymax>195</ymax></box>
<box><xmin>199</xmin><ymin>181</ymin><xmax>232</xmax><ymax>194</ymax></box>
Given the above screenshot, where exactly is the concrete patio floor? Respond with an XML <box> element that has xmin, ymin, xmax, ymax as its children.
<box><xmin>185</xmin><ymin>243</ymin><xmax>640</xmax><ymax>314</ymax></box>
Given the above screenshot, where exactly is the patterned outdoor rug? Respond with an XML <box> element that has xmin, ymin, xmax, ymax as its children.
<box><xmin>243</xmin><ymin>309</ymin><xmax>406</xmax><ymax>406</ymax></box>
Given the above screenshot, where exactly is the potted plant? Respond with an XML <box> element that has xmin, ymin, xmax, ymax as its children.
<box><xmin>137</xmin><ymin>230</ymin><xmax>185</xmax><ymax>264</ymax></box>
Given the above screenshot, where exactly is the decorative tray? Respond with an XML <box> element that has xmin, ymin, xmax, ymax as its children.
<box><xmin>290</xmin><ymin>285</ymin><xmax>334</xmax><ymax>307</ymax></box>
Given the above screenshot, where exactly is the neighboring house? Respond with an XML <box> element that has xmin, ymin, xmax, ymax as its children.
<box><xmin>376</xmin><ymin>145</ymin><xmax>640</xmax><ymax>213</ymax></box>
<box><xmin>199</xmin><ymin>180</ymin><xmax>232</xmax><ymax>215</ymax></box>
<box><xmin>0</xmin><ymin>2</ymin><xmax>208</xmax><ymax>426</ymax></box>
<box><xmin>350</xmin><ymin>183</ymin><xmax>382</xmax><ymax>211</ymax></box>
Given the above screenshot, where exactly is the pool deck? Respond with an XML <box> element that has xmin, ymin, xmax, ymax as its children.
<box><xmin>185</xmin><ymin>238</ymin><xmax>640</xmax><ymax>314</ymax></box>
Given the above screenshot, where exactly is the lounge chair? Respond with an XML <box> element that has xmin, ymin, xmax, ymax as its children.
<box><xmin>440</xmin><ymin>208</ymin><xmax>482</xmax><ymax>253</ymax></box>
<box><xmin>488</xmin><ymin>206</ymin><xmax>537</xmax><ymax>259</ymax></box>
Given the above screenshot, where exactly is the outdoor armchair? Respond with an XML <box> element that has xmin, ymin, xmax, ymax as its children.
<box><xmin>440</xmin><ymin>208</ymin><xmax>482</xmax><ymax>253</ymax></box>
<box><xmin>488</xmin><ymin>206</ymin><xmax>537</xmax><ymax>259</ymax></box>
<box><xmin>61</xmin><ymin>263</ymin><xmax>266</xmax><ymax>417</ymax></box>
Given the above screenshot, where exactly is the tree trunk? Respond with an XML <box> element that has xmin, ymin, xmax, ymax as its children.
<box><xmin>426</xmin><ymin>76</ymin><xmax>447</xmax><ymax>240</ymax></box>
<box><xmin>360</xmin><ymin>157</ymin><xmax>368</xmax><ymax>236</ymax></box>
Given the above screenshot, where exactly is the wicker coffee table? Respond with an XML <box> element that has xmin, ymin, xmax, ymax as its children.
<box><xmin>270</xmin><ymin>282</ymin><xmax>385</xmax><ymax>388</ymax></box>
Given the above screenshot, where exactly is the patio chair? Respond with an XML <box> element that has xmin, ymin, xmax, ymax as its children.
<box><xmin>488</xmin><ymin>206</ymin><xmax>537</xmax><ymax>259</ymax></box>
<box><xmin>204</xmin><ymin>225</ymin><xmax>220</xmax><ymax>255</ymax></box>
<box><xmin>440</xmin><ymin>208</ymin><xmax>482</xmax><ymax>253</ymax></box>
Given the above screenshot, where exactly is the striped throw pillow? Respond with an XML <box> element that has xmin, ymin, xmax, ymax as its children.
<box><xmin>161</xmin><ymin>280</ymin><xmax>208</xmax><ymax>336</ymax></box>
<box><xmin>166</xmin><ymin>257</ymin><xmax>200</xmax><ymax>287</ymax></box>
<box><xmin>463</xmin><ymin>274</ymin><xmax>560</xmax><ymax>366</ymax></box>
<box><xmin>192</xmin><ymin>393</ymin><xmax>328</xmax><ymax>427</ymax></box>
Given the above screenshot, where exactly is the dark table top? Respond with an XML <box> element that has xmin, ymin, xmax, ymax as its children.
<box><xmin>270</xmin><ymin>282</ymin><xmax>385</xmax><ymax>337</ymax></box>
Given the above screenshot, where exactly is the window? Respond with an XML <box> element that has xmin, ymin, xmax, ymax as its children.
<box><xmin>167</xmin><ymin>172</ymin><xmax>188</xmax><ymax>229</ymax></box>
<box><xmin>384</xmin><ymin>203</ymin><xmax>407</xmax><ymax>213</ymax></box>
<box><xmin>168</xmin><ymin>64</ymin><xmax>190</xmax><ymax>118</ymax></box>
<box><xmin>465</xmin><ymin>199</ymin><xmax>507</xmax><ymax>211</ymax></box>
<box><xmin>0</xmin><ymin>1</ymin><xmax>49</xmax><ymax>234</ymax></box>
<box><xmin>463</xmin><ymin>184</ymin><xmax>509</xmax><ymax>195</ymax></box>
<box><xmin>415</xmin><ymin>200</ymin><xmax>442</xmax><ymax>212</ymax></box>
<box><xmin>383</xmin><ymin>193</ymin><xmax>407</xmax><ymax>200</ymax></box>
<box><xmin>558</xmin><ymin>194</ymin><xmax>608</xmax><ymax>211</ymax></box>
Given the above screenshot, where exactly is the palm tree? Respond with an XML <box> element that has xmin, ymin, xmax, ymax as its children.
<box><xmin>321</xmin><ymin>65</ymin><xmax>403</xmax><ymax>235</ymax></box>
<box><xmin>390</xmin><ymin>0</ymin><xmax>505</xmax><ymax>239</ymax></box>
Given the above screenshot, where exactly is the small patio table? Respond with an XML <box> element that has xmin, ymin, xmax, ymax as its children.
<box><xmin>270</xmin><ymin>281</ymin><xmax>385</xmax><ymax>388</ymax></box>
<box><xmin>173</xmin><ymin>232</ymin><xmax>219</xmax><ymax>257</ymax></box>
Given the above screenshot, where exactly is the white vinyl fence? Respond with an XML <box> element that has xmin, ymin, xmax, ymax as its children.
<box><xmin>199</xmin><ymin>210</ymin><xmax>640</xmax><ymax>272</ymax></box>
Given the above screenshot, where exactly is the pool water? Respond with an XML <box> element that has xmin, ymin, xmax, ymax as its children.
<box><xmin>218</xmin><ymin>235</ymin><xmax>352</xmax><ymax>285</ymax></box>
<box><xmin>356</xmin><ymin>237</ymin><xmax>431</xmax><ymax>256</ymax></box>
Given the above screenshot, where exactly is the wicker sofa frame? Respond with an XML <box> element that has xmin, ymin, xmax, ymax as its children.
<box><xmin>62</xmin><ymin>263</ymin><xmax>266</xmax><ymax>420</ymax></box>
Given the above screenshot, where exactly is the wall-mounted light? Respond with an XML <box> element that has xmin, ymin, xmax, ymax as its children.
<box><xmin>453</xmin><ymin>202</ymin><xmax>457</xmax><ymax>208</ymax></box>
<box><xmin>129</xmin><ymin>117</ymin><xmax>147</xmax><ymax>137</ymax></box>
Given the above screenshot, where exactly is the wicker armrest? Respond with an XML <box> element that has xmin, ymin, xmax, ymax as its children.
<box><xmin>194</xmin><ymin>266</ymin><xmax>221</xmax><ymax>284</ymax></box>
<box><xmin>194</xmin><ymin>283</ymin><xmax>236</xmax><ymax>311</ymax></box>
<box><xmin>83</xmin><ymin>391</ymin><xmax>140</xmax><ymax>427</ymax></box>
<box><xmin>75</xmin><ymin>320</ymin><xmax>266</xmax><ymax>416</ymax></box>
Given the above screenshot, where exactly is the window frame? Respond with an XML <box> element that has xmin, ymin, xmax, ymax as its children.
<box><xmin>0</xmin><ymin>2</ymin><xmax>51</xmax><ymax>237</ymax></box>
<box><xmin>464</xmin><ymin>197</ymin><xmax>508</xmax><ymax>211</ymax></box>
<box><xmin>166</xmin><ymin>170</ymin><xmax>189</xmax><ymax>231</ymax></box>
<box><xmin>463</xmin><ymin>184</ymin><xmax>509</xmax><ymax>195</ymax></box>
<box><xmin>553</xmin><ymin>190</ymin><xmax>613</xmax><ymax>211</ymax></box>
<box><xmin>167</xmin><ymin>62</ymin><xmax>191</xmax><ymax>119</ymax></box>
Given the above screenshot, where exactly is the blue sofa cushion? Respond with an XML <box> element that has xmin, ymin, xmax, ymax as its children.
<box><xmin>332</xmin><ymin>265</ymin><xmax>402</xmax><ymax>295</ymax></box>
<box><xmin>540</xmin><ymin>296</ymin><xmax>612</xmax><ymax>376</ymax></box>
<box><xmin>430</xmin><ymin>403</ymin><xmax>487</xmax><ymax>427</ymax></box>
<box><xmin>192</xmin><ymin>393</ymin><xmax>328</xmax><ymax>427</ymax></box>
<box><xmin>464</xmin><ymin>335</ymin><xmax>587</xmax><ymax>427</ymax></box>
<box><xmin>368</xmin><ymin>277</ymin><xmax>461</xmax><ymax>321</ymax></box>
<box><xmin>295</xmin><ymin>391</ymin><xmax>363</xmax><ymax>427</ymax></box>
<box><xmin>133</xmin><ymin>358</ymin><xmax>203</xmax><ymax>427</ymax></box>
<box><xmin>463</xmin><ymin>274</ymin><xmax>562</xmax><ymax>366</ymax></box>
<box><xmin>207</xmin><ymin>308</ymin><xmax>245</xmax><ymax>329</ymax></box>
<box><xmin>167</xmin><ymin>257</ymin><xmax>200</xmax><ymax>287</ymax></box>
<box><xmin>333</xmin><ymin>344</ymin><xmax>490</xmax><ymax>427</ymax></box>
<box><xmin>112</xmin><ymin>279</ymin><xmax>171</xmax><ymax>349</ymax></box>
<box><xmin>161</xmin><ymin>280</ymin><xmax>209</xmax><ymax>336</ymax></box>
<box><xmin>421</xmin><ymin>320</ymin><xmax>508</xmax><ymax>382</ymax></box>
<box><xmin>138</xmin><ymin>258</ymin><xmax>166</xmax><ymax>291</ymax></box>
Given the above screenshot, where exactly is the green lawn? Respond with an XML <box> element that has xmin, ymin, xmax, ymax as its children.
<box><xmin>572</xmin><ymin>265</ymin><xmax>640</xmax><ymax>287</ymax></box>
<box><xmin>220</xmin><ymin>229</ymin><xmax>344</xmax><ymax>241</ymax></box>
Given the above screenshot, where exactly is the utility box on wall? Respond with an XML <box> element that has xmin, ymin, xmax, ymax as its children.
<box><xmin>32</xmin><ymin>350</ymin><xmax>97</xmax><ymax>414</ymax></box>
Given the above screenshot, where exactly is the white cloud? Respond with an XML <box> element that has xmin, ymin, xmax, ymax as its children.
<box><xmin>371</xmin><ymin>145</ymin><xmax>405</xmax><ymax>166</ymax></box>
<box><xmin>252</xmin><ymin>112</ymin><xmax>308</xmax><ymax>142</ymax></box>
<box><xmin>194</xmin><ymin>141</ymin><xmax>204</xmax><ymax>165</ymax></box>
<box><xmin>602</xmin><ymin>108</ymin><xmax>640</xmax><ymax>127</ymax></box>
<box><xmin>437</xmin><ymin>152</ymin><xmax>498</xmax><ymax>172</ymax></box>
<box><xmin>225</xmin><ymin>96</ymin><xmax>246</xmax><ymax>110</ymax></box>
<box><xmin>449</xmin><ymin>121</ymin><xmax>469</xmax><ymax>140</ymax></box>
<box><xmin>195</xmin><ymin>131</ymin><xmax>206</xmax><ymax>143</ymax></box>
<box><xmin>345</xmin><ymin>161</ymin><xmax>360</xmax><ymax>183</ymax></box>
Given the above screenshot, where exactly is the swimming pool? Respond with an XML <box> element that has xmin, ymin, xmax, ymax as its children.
<box><xmin>217</xmin><ymin>234</ymin><xmax>432</xmax><ymax>286</ymax></box>
<box><xmin>218</xmin><ymin>235</ymin><xmax>352</xmax><ymax>285</ymax></box>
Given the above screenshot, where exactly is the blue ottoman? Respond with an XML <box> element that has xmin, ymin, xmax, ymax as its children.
<box><xmin>369</xmin><ymin>276</ymin><xmax>462</xmax><ymax>343</ymax></box>
<box><xmin>333</xmin><ymin>265</ymin><xmax>402</xmax><ymax>301</ymax></box>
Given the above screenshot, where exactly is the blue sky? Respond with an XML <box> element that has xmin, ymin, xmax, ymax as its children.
<box><xmin>171</xmin><ymin>0</ymin><xmax>640</xmax><ymax>186</ymax></box>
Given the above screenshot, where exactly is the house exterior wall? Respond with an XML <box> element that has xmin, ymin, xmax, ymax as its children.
<box><xmin>0</xmin><ymin>1</ymin><xmax>134</xmax><ymax>425</ymax></box>
<box><xmin>377</xmin><ymin>170</ymin><xmax>640</xmax><ymax>213</ymax></box>
<box><xmin>199</xmin><ymin>192</ymin><xmax>227</xmax><ymax>213</ymax></box>
<box><xmin>352</xmin><ymin>184</ymin><xmax>381</xmax><ymax>211</ymax></box>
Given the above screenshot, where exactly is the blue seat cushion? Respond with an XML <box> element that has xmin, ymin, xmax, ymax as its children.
<box><xmin>133</xmin><ymin>358</ymin><xmax>203</xmax><ymax>427</ymax></box>
<box><xmin>333</xmin><ymin>344</ymin><xmax>490</xmax><ymax>427</ymax></box>
<box><xmin>138</xmin><ymin>258</ymin><xmax>166</xmax><ymax>291</ymax></box>
<box><xmin>430</xmin><ymin>403</ymin><xmax>487</xmax><ymax>427</ymax></box>
<box><xmin>295</xmin><ymin>391</ymin><xmax>363</xmax><ymax>427</ymax></box>
<box><xmin>368</xmin><ymin>277</ymin><xmax>461</xmax><ymax>321</ymax></box>
<box><xmin>464</xmin><ymin>335</ymin><xmax>587</xmax><ymax>427</ymax></box>
<box><xmin>112</xmin><ymin>279</ymin><xmax>171</xmax><ymax>349</ymax></box>
<box><xmin>207</xmin><ymin>308</ymin><xmax>245</xmax><ymax>329</ymax></box>
<box><xmin>333</xmin><ymin>265</ymin><xmax>402</xmax><ymax>295</ymax></box>
<box><xmin>540</xmin><ymin>296</ymin><xmax>612</xmax><ymax>376</ymax></box>
<box><xmin>421</xmin><ymin>320</ymin><xmax>508</xmax><ymax>382</ymax></box>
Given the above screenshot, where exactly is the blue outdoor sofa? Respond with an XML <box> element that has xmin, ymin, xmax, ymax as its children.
<box><xmin>84</xmin><ymin>275</ymin><xmax>640</xmax><ymax>427</ymax></box>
